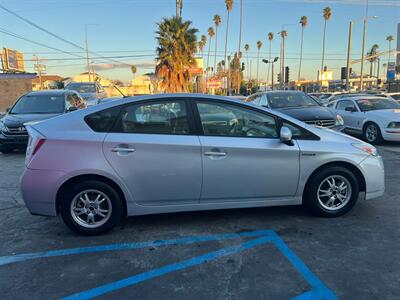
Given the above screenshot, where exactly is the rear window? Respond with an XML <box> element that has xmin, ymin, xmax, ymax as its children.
<box><xmin>11</xmin><ymin>94</ymin><xmax>65</xmax><ymax>114</ymax></box>
<box><xmin>66</xmin><ymin>83</ymin><xmax>96</xmax><ymax>93</ymax></box>
<box><xmin>84</xmin><ymin>106</ymin><xmax>121</xmax><ymax>132</ymax></box>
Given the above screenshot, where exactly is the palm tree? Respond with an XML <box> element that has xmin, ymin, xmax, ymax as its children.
<box><xmin>244</xmin><ymin>43</ymin><xmax>250</xmax><ymax>79</ymax></box>
<box><xmin>386</xmin><ymin>35</ymin><xmax>394</xmax><ymax>66</ymax></box>
<box><xmin>207</xmin><ymin>26</ymin><xmax>215</xmax><ymax>76</ymax></box>
<box><xmin>213</xmin><ymin>15</ymin><xmax>221</xmax><ymax>75</ymax></box>
<box><xmin>199</xmin><ymin>34</ymin><xmax>207</xmax><ymax>58</ymax></box>
<box><xmin>321</xmin><ymin>7</ymin><xmax>332</xmax><ymax>83</ymax></box>
<box><xmin>155</xmin><ymin>17</ymin><xmax>198</xmax><ymax>93</ymax></box>
<box><xmin>298</xmin><ymin>16</ymin><xmax>308</xmax><ymax>81</ymax></box>
<box><xmin>280</xmin><ymin>30</ymin><xmax>288</xmax><ymax>87</ymax></box>
<box><xmin>256</xmin><ymin>40</ymin><xmax>263</xmax><ymax>86</ymax></box>
<box><xmin>267</xmin><ymin>32</ymin><xmax>274</xmax><ymax>84</ymax></box>
<box><xmin>224</xmin><ymin>0</ymin><xmax>234</xmax><ymax>73</ymax></box>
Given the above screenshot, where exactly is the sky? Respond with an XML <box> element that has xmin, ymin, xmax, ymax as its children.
<box><xmin>0</xmin><ymin>0</ymin><xmax>399</xmax><ymax>83</ymax></box>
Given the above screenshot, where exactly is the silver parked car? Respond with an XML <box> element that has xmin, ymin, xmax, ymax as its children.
<box><xmin>21</xmin><ymin>94</ymin><xmax>384</xmax><ymax>235</ymax></box>
<box><xmin>329</xmin><ymin>96</ymin><xmax>400</xmax><ymax>144</ymax></box>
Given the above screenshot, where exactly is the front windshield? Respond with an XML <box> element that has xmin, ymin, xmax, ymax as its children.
<box><xmin>10</xmin><ymin>94</ymin><xmax>65</xmax><ymax>114</ymax></box>
<box><xmin>267</xmin><ymin>92</ymin><xmax>320</xmax><ymax>109</ymax></box>
<box><xmin>66</xmin><ymin>83</ymin><xmax>96</xmax><ymax>93</ymax></box>
<box><xmin>356</xmin><ymin>98</ymin><xmax>400</xmax><ymax>112</ymax></box>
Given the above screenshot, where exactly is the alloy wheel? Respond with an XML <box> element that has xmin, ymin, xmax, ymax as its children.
<box><xmin>317</xmin><ymin>175</ymin><xmax>352</xmax><ymax>211</ymax></box>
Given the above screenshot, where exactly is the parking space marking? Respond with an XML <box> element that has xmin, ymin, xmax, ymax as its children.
<box><xmin>0</xmin><ymin>230</ymin><xmax>337</xmax><ymax>300</ymax></box>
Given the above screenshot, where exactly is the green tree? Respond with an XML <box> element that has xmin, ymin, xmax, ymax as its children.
<box><xmin>155</xmin><ymin>17</ymin><xmax>198</xmax><ymax>93</ymax></box>
<box><xmin>298</xmin><ymin>16</ymin><xmax>308</xmax><ymax>81</ymax></box>
<box><xmin>244</xmin><ymin>43</ymin><xmax>250</xmax><ymax>79</ymax></box>
<box><xmin>207</xmin><ymin>26</ymin><xmax>215</xmax><ymax>76</ymax></box>
<box><xmin>368</xmin><ymin>44</ymin><xmax>379</xmax><ymax>78</ymax></box>
<box><xmin>267</xmin><ymin>32</ymin><xmax>274</xmax><ymax>84</ymax></box>
<box><xmin>256</xmin><ymin>40</ymin><xmax>263</xmax><ymax>86</ymax></box>
<box><xmin>321</xmin><ymin>7</ymin><xmax>332</xmax><ymax>78</ymax></box>
<box><xmin>386</xmin><ymin>35</ymin><xmax>394</xmax><ymax>65</ymax></box>
<box><xmin>198</xmin><ymin>34</ymin><xmax>207</xmax><ymax>58</ymax></box>
<box><xmin>224</xmin><ymin>0</ymin><xmax>234</xmax><ymax>73</ymax></box>
<box><xmin>213</xmin><ymin>14</ymin><xmax>222</xmax><ymax>75</ymax></box>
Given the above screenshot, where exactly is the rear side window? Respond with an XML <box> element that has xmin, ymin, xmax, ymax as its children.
<box><xmin>113</xmin><ymin>100</ymin><xmax>190</xmax><ymax>135</ymax></box>
<box><xmin>85</xmin><ymin>106</ymin><xmax>121</xmax><ymax>132</ymax></box>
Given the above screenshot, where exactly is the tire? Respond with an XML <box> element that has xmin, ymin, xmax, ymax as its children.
<box><xmin>363</xmin><ymin>122</ymin><xmax>382</xmax><ymax>145</ymax></box>
<box><xmin>60</xmin><ymin>180</ymin><xmax>124</xmax><ymax>235</ymax></box>
<box><xmin>304</xmin><ymin>166</ymin><xmax>359</xmax><ymax>217</ymax></box>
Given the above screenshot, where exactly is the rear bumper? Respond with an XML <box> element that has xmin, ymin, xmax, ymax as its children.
<box><xmin>20</xmin><ymin>168</ymin><xmax>66</xmax><ymax>216</ymax></box>
<box><xmin>358</xmin><ymin>155</ymin><xmax>385</xmax><ymax>200</ymax></box>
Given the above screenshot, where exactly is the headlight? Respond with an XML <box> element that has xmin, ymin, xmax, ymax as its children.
<box><xmin>335</xmin><ymin>115</ymin><xmax>344</xmax><ymax>126</ymax></box>
<box><xmin>387</xmin><ymin>122</ymin><xmax>400</xmax><ymax>129</ymax></box>
<box><xmin>352</xmin><ymin>143</ymin><xmax>378</xmax><ymax>156</ymax></box>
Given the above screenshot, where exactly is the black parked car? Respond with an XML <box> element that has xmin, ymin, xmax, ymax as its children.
<box><xmin>246</xmin><ymin>91</ymin><xmax>344</xmax><ymax>130</ymax></box>
<box><xmin>0</xmin><ymin>90</ymin><xmax>86</xmax><ymax>153</ymax></box>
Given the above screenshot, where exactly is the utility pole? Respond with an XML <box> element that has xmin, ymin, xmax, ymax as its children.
<box><xmin>33</xmin><ymin>55</ymin><xmax>43</xmax><ymax>90</ymax></box>
<box><xmin>360</xmin><ymin>17</ymin><xmax>367</xmax><ymax>91</ymax></box>
<box><xmin>346</xmin><ymin>21</ymin><xmax>353</xmax><ymax>91</ymax></box>
<box><xmin>85</xmin><ymin>24</ymin><xmax>92</xmax><ymax>82</ymax></box>
<box><xmin>176</xmin><ymin>0</ymin><xmax>183</xmax><ymax>18</ymax></box>
<box><xmin>237</xmin><ymin>0</ymin><xmax>243</xmax><ymax>94</ymax></box>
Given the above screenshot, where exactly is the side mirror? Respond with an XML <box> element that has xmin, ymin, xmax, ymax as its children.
<box><xmin>280</xmin><ymin>126</ymin><xmax>293</xmax><ymax>144</ymax></box>
<box><xmin>67</xmin><ymin>106</ymin><xmax>78</xmax><ymax>112</ymax></box>
<box><xmin>345</xmin><ymin>106</ymin><xmax>356</xmax><ymax>112</ymax></box>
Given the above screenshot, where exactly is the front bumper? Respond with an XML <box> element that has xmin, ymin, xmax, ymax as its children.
<box><xmin>358</xmin><ymin>155</ymin><xmax>385</xmax><ymax>200</ymax></box>
<box><xmin>382</xmin><ymin>128</ymin><xmax>400</xmax><ymax>142</ymax></box>
<box><xmin>20</xmin><ymin>168</ymin><xmax>66</xmax><ymax>216</ymax></box>
<box><xmin>0</xmin><ymin>132</ymin><xmax>29</xmax><ymax>149</ymax></box>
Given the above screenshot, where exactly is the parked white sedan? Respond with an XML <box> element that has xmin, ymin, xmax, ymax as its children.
<box><xmin>329</xmin><ymin>96</ymin><xmax>400</xmax><ymax>144</ymax></box>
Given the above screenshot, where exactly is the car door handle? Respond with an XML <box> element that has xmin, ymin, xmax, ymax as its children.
<box><xmin>111</xmin><ymin>147</ymin><xmax>136</xmax><ymax>153</ymax></box>
<box><xmin>204</xmin><ymin>151</ymin><xmax>227</xmax><ymax>157</ymax></box>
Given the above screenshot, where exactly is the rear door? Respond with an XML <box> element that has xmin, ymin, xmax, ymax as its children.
<box><xmin>103</xmin><ymin>98</ymin><xmax>202</xmax><ymax>206</ymax></box>
<box><xmin>193</xmin><ymin>100</ymin><xmax>300</xmax><ymax>202</ymax></box>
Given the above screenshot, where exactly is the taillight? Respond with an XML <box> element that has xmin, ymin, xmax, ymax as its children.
<box><xmin>32</xmin><ymin>138</ymin><xmax>46</xmax><ymax>156</ymax></box>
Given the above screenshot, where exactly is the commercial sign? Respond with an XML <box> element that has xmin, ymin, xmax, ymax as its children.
<box><xmin>1</xmin><ymin>48</ymin><xmax>25</xmax><ymax>72</ymax></box>
<box><xmin>206</xmin><ymin>77</ymin><xmax>223</xmax><ymax>89</ymax></box>
<box><xmin>387</xmin><ymin>62</ymin><xmax>395</xmax><ymax>81</ymax></box>
<box><xmin>185</xmin><ymin>57</ymin><xmax>204</xmax><ymax>76</ymax></box>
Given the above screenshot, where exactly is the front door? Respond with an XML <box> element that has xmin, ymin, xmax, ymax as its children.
<box><xmin>194</xmin><ymin>100</ymin><xmax>300</xmax><ymax>202</ymax></box>
<box><xmin>103</xmin><ymin>99</ymin><xmax>202</xmax><ymax>206</ymax></box>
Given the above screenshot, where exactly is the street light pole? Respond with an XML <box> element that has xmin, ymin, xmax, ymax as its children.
<box><xmin>346</xmin><ymin>21</ymin><xmax>353</xmax><ymax>91</ymax></box>
<box><xmin>85</xmin><ymin>24</ymin><xmax>92</xmax><ymax>82</ymax></box>
<box><xmin>33</xmin><ymin>54</ymin><xmax>42</xmax><ymax>90</ymax></box>
<box><xmin>359</xmin><ymin>17</ymin><xmax>367</xmax><ymax>91</ymax></box>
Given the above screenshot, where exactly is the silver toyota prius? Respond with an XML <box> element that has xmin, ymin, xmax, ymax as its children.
<box><xmin>21</xmin><ymin>94</ymin><xmax>385</xmax><ymax>235</ymax></box>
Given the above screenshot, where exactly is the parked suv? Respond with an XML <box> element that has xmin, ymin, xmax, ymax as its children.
<box><xmin>21</xmin><ymin>94</ymin><xmax>384</xmax><ymax>235</ymax></box>
<box><xmin>246</xmin><ymin>91</ymin><xmax>344</xmax><ymax>130</ymax></box>
<box><xmin>65</xmin><ymin>82</ymin><xmax>107</xmax><ymax>106</ymax></box>
<box><xmin>0</xmin><ymin>90</ymin><xmax>86</xmax><ymax>153</ymax></box>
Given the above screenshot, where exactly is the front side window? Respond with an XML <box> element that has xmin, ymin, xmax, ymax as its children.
<box><xmin>114</xmin><ymin>100</ymin><xmax>190</xmax><ymax>135</ymax></box>
<box><xmin>196</xmin><ymin>102</ymin><xmax>278</xmax><ymax>138</ymax></box>
<box><xmin>336</xmin><ymin>100</ymin><xmax>356</xmax><ymax>111</ymax></box>
<box><xmin>10</xmin><ymin>94</ymin><xmax>65</xmax><ymax>114</ymax></box>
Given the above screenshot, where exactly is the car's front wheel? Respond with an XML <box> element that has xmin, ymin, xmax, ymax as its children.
<box><xmin>304</xmin><ymin>166</ymin><xmax>359</xmax><ymax>217</ymax></box>
<box><xmin>60</xmin><ymin>180</ymin><xmax>124</xmax><ymax>235</ymax></box>
<box><xmin>363</xmin><ymin>122</ymin><xmax>382</xmax><ymax>145</ymax></box>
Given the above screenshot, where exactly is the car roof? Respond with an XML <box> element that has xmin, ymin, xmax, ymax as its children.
<box><xmin>26</xmin><ymin>90</ymin><xmax>69</xmax><ymax>96</ymax></box>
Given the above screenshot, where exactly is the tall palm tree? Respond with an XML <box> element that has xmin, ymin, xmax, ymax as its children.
<box><xmin>224</xmin><ymin>0</ymin><xmax>234</xmax><ymax>73</ymax></box>
<box><xmin>244</xmin><ymin>43</ymin><xmax>250</xmax><ymax>79</ymax></box>
<box><xmin>213</xmin><ymin>14</ymin><xmax>221</xmax><ymax>75</ymax></box>
<box><xmin>280</xmin><ymin>30</ymin><xmax>288</xmax><ymax>87</ymax></box>
<box><xmin>267</xmin><ymin>32</ymin><xmax>274</xmax><ymax>84</ymax></box>
<box><xmin>298</xmin><ymin>16</ymin><xmax>308</xmax><ymax>81</ymax></box>
<box><xmin>321</xmin><ymin>7</ymin><xmax>332</xmax><ymax>83</ymax></box>
<box><xmin>207</xmin><ymin>26</ymin><xmax>215</xmax><ymax>76</ymax></box>
<box><xmin>256</xmin><ymin>40</ymin><xmax>263</xmax><ymax>86</ymax></box>
<box><xmin>155</xmin><ymin>17</ymin><xmax>198</xmax><ymax>93</ymax></box>
<box><xmin>199</xmin><ymin>34</ymin><xmax>207</xmax><ymax>58</ymax></box>
<box><xmin>386</xmin><ymin>35</ymin><xmax>394</xmax><ymax>66</ymax></box>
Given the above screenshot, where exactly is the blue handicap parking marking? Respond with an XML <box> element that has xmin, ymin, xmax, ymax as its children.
<box><xmin>0</xmin><ymin>230</ymin><xmax>337</xmax><ymax>300</ymax></box>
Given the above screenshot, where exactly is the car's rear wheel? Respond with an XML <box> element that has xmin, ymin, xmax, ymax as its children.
<box><xmin>304</xmin><ymin>166</ymin><xmax>359</xmax><ymax>217</ymax></box>
<box><xmin>363</xmin><ymin>122</ymin><xmax>382</xmax><ymax>145</ymax></box>
<box><xmin>60</xmin><ymin>180</ymin><xmax>123</xmax><ymax>235</ymax></box>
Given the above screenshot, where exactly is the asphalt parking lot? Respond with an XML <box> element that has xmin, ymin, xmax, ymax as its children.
<box><xmin>0</xmin><ymin>145</ymin><xmax>399</xmax><ymax>299</ymax></box>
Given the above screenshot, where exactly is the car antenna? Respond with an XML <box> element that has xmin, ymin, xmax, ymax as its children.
<box><xmin>113</xmin><ymin>84</ymin><xmax>127</xmax><ymax>98</ymax></box>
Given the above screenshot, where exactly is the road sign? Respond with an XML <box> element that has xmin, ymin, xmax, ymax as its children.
<box><xmin>1</xmin><ymin>48</ymin><xmax>25</xmax><ymax>72</ymax></box>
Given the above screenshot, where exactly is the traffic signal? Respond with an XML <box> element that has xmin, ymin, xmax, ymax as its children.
<box><xmin>341</xmin><ymin>67</ymin><xmax>352</xmax><ymax>80</ymax></box>
<box><xmin>285</xmin><ymin>66</ymin><xmax>290</xmax><ymax>83</ymax></box>
<box><xmin>241</xmin><ymin>62</ymin><xmax>245</xmax><ymax>71</ymax></box>
<box><xmin>277</xmin><ymin>73</ymin><xmax>281</xmax><ymax>83</ymax></box>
